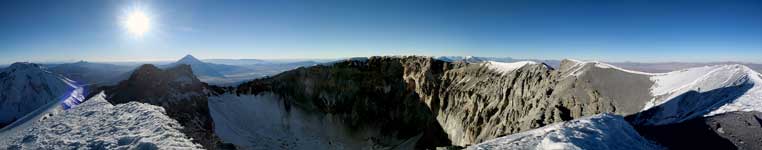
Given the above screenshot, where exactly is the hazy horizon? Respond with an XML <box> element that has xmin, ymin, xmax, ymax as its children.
<box><xmin>4</xmin><ymin>54</ymin><xmax>762</xmax><ymax>67</ymax></box>
<box><xmin>2</xmin><ymin>0</ymin><xmax>761</xmax><ymax>64</ymax></box>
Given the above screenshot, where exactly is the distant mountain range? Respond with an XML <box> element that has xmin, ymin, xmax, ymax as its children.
<box><xmin>46</xmin><ymin>61</ymin><xmax>133</xmax><ymax>85</ymax></box>
<box><xmin>163</xmin><ymin>55</ymin><xmax>238</xmax><ymax>78</ymax></box>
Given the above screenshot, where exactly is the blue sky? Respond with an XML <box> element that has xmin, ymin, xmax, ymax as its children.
<box><xmin>1</xmin><ymin>0</ymin><xmax>761</xmax><ymax>64</ymax></box>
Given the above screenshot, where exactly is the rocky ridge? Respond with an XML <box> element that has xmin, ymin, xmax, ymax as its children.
<box><xmin>94</xmin><ymin>64</ymin><xmax>223</xmax><ymax>149</ymax></box>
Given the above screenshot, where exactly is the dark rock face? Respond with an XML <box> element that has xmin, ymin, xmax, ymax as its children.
<box><xmin>218</xmin><ymin>56</ymin><xmax>657</xmax><ymax>147</ymax></box>
<box><xmin>226</xmin><ymin>57</ymin><xmax>452</xmax><ymax>149</ymax></box>
<box><xmin>402</xmin><ymin>58</ymin><xmax>560</xmax><ymax>145</ymax></box>
<box><xmin>633</xmin><ymin>111</ymin><xmax>762</xmax><ymax>150</ymax></box>
<box><xmin>96</xmin><ymin>64</ymin><xmax>222</xmax><ymax>149</ymax></box>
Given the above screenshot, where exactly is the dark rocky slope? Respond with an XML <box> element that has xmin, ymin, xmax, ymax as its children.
<box><xmin>92</xmin><ymin>64</ymin><xmax>223</xmax><ymax>149</ymax></box>
<box><xmin>633</xmin><ymin>111</ymin><xmax>762</xmax><ymax>150</ymax></box>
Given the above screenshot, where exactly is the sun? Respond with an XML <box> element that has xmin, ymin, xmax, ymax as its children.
<box><xmin>122</xmin><ymin>9</ymin><xmax>151</xmax><ymax>37</ymax></box>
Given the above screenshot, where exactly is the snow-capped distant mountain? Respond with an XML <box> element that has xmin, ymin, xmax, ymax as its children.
<box><xmin>0</xmin><ymin>92</ymin><xmax>202</xmax><ymax>149</ymax></box>
<box><xmin>0</xmin><ymin>62</ymin><xmax>79</xmax><ymax>128</ymax></box>
<box><xmin>469</xmin><ymin>114</ymin><xmax>662</xmax><ymax>150</ymax></box>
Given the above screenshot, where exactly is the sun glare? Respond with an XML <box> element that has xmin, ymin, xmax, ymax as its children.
<box><xmin>122</xmin><ymin>9</ymin><xmax>151</xmax><ymax>37</ymax></box>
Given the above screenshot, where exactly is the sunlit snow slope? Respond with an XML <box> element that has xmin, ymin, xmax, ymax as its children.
<box><xmin>0</xmin><ymin>92</ymin><xmax>202</xmax><ymax>149</ymax></box>
<box><xmin>562</xmin><ymin>60</ymin><xmax>762</xmax><ymax>126</ymax></box>
<box><xmin>0</xmin><ymin>62</ymin><xmax>79</xmax><ymax>127</ymax></box>
<box><xmin>469</xmin><ymin>114</ymin><xmax>663</xmax><ymax>150</ymax></box>
<box><xmin>635</xmin><ymin>64</ymin><xmax>762</xmax><ymax>125</ymax></box>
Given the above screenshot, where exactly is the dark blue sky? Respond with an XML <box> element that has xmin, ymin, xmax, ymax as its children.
<box><xmin>1</xmin><ymin>0</ymin><xmax>761</xmax><ymax>64</ymax></box>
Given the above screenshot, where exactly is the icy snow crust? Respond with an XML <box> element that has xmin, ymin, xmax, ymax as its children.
<box><xmin>484</xmin><ymin>61</ymin><xmax>539</xmax><ymax>75</ymax></box>
<box><xmin>0</xmin><ymin>92</ymin><xmax>202</xmax><ymax>149</ymax></box>
<box><xmin>469</xmin><ymin>114</ymin><xmax>663</xmax><ymax>150</ymax></box>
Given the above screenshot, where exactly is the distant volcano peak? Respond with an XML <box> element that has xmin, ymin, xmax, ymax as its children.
<box><xmin>177</xmin><ymin>54</ymin><xmax>203</xmax><ymax>64</ymax></box>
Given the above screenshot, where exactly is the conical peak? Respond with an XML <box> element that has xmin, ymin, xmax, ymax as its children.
<box><xmin>177</xmin><ymin>54</ymin><xmax>202</xmax><ymax>64</ymax></box>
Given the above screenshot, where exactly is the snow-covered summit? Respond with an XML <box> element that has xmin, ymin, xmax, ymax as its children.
<box><xmin>0</xmin><ymin>62</ymin><xmax>78</xmax><ymax>127</ymax></box>
<box><xmin>0</xmin><ymin>91</ymin><xmax>202</xmax><ymax>149</ymax></box>
<box><xmin>484</xmin><ymin>61</ymin><xmax>541</xmax><ymax>75</ymax></box>
<box><xmin>634</xmin><ymin>64</ymin><xmax>762</xmax><ymax>125</ymax></box>
<box><xmin>469</xmin><ymin>114</ymin><xmax>663</xmax><ymax>150</ymax></box>
<box><xmin>561</xmin><ymin>59</ymin><xmax>654</xmax><ymax>77</ymax></box>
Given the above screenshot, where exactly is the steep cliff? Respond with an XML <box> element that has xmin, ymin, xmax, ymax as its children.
<box><xmin>214</xmin><ymin>57</ymin><xmax>451</xmax><ymax>149</ymax></box>
<box><xmin>400</xmin><ymin>58</ymin><xmax>659</xmax><ymax>146</ymax></box>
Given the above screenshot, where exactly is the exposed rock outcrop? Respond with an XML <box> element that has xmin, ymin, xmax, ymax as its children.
<box><xmin>94</xmin><ymin>64</ymin><xmax>223</xmax><ymax>149</ymax></box>
<box><xmin>217</xmin><ymin>57</ymin><xmax>452</xmax><ymax>149</ymax></box>
<box><xmin>634</xmin><ymin>111</ymin><xmax>762</xmax><ymax>150</ymax></box>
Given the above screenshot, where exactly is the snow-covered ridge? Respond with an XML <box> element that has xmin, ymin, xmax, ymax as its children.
<box><xmin>562</xmin><ymin>60</ymin><xmax>762</xmax><ymax>125</ymax></box>
<box><xmin>646</xmin><ymin>64</ymin><xmax>759</xmax><ymax>108</ymax></box>
<box><xmin>0</xmin><ymin>92</ymin><xmax>202</xmax><ymax>149</ymax></box>
<box><xmin>484</xmin><ymin>61</ymin><xmax>539</xmax><ymax>75</ymax></box>
<box><xmin>469</xmin><ymin>114</ymin><xmax>662</xmax><ymax>150</ymax></box>
<box><xmin>563</xmin><ymin>59</ymin><xmax>655</xmax><ymax>77</ymax></box>
<box><xmin>647</xmin><ymin>64</ymin><xmax>762</xmax><ymax>120</ymax></box>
